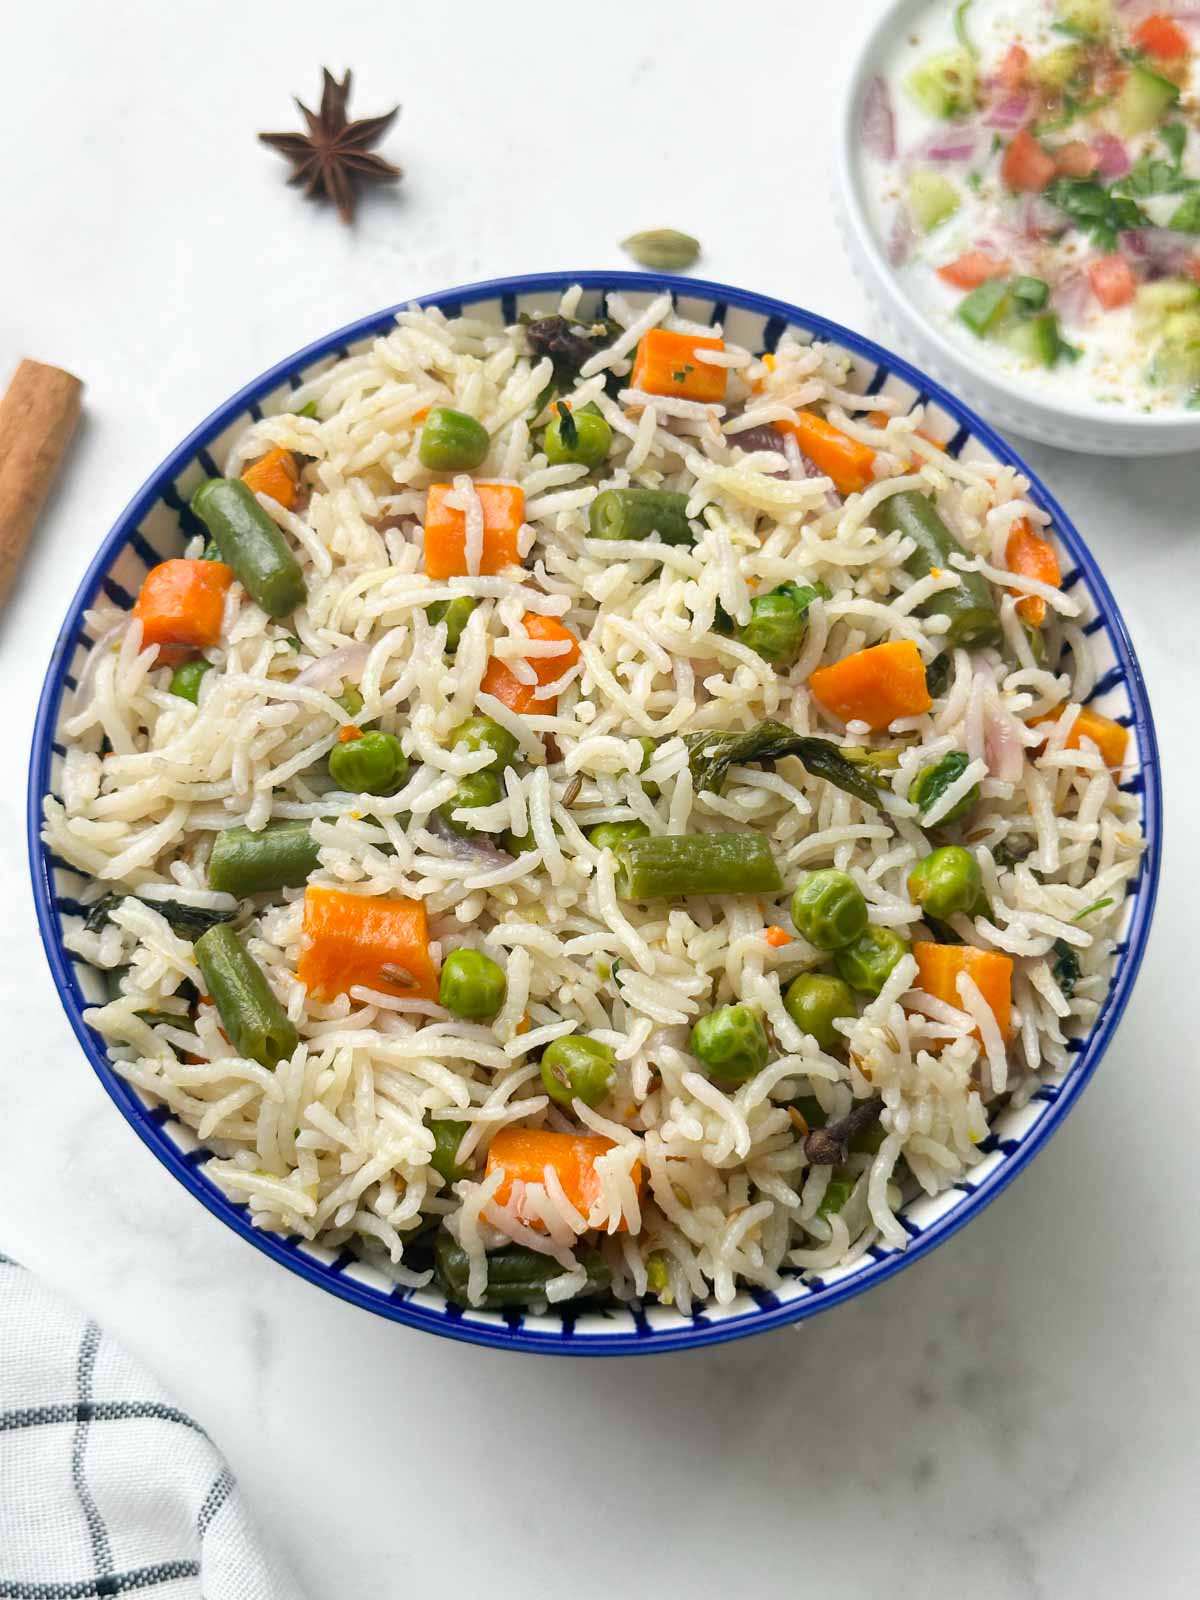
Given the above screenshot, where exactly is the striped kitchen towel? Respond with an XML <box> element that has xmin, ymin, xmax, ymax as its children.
<box><xmin>0</xmin><ymin>1253</ymin><xmax>302</xmax><ymax>1598</ymax></box>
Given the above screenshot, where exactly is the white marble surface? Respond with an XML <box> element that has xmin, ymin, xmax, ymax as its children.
<box><xmin>2</xmin><ymin>2</ymin><xmax>1196</xmax><ymax>1595</ymax></box>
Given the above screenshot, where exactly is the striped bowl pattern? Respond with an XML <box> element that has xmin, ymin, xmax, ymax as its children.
<box><xmin>28</xmin><ymin>273</ymin><xmax>1162</xmax><ymax>1355</ymax></box>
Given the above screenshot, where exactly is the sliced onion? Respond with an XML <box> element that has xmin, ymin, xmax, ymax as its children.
<box><xmin>730</xmin><ymin>423</ymin><xmax>790</xmax><ymax>465</ymax></box>
<box><xmin>1053</xmin><ymin>269</ymin><xmax>1092</xmax><ymax>325</ymax></box>
<box><xmin>888</xmin><ymin>210</ymin><xmax>916</xmax><ymax>267</ymax></box>
<box><xmin>1019</xmin><ymin>195</ymin><xmax>1071</xmax><ymax>241</ymax></box>
<box><xmin>295</xmin><ymin>641</ymin><xmax>371</xmax><ymax>691</ymax></box>
<box><xmin>425</xmin><ymin>811</ymin><xmax>513</xmax><ymax>866</ymax></box>
<box><xmin>1121</xmin><ymin>227</ymin><xmax>1194</xmax><ymax>277</ymax></box>
<box><xmin>916</xmin><ymin>122</ymin><xmax>983</xmax><ymax>164</ymax></box>
<box><xmin>1091</xmin><ymin>132</ymin><xmax>1130</xmax><ymax>181</ymax></box>
<box><xmin>860</xmin><ymin>75</ymin><xmax>896</xmax><ymax>161</ymax></box>
<box><xmin>985</xmin><ymin>93</ymin><xmax>1032</xmax><ymax>131</ymax></box>
<box><xmin>984</xmin><ymin>690</ymin><xmax>1027</xmax><ymax>784</ymax></box>
<box><xmin>72</xmin><ymin>617</ymin><xmax>131</xmax><ymax>713</ymax></box>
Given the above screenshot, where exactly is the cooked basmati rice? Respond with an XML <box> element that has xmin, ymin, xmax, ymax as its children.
<box><xmin>45</xmin><ymin>287</ymin><xmax>1143</xmax><ymax>1313</ymax></box>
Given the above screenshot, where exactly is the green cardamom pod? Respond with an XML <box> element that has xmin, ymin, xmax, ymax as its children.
<box><xmin>620</xmin><ymin>229</ymin><xmax>701</xmax><ymax>271</ymax></box>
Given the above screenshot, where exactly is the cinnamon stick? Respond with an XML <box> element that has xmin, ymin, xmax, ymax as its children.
<box><xmin>0</xmin><ymin>359</ymin><xmax>83</xmax><ymax>610</ymax></box>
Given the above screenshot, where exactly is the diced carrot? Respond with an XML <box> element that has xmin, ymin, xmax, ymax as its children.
<box><xmin>774</xmin><ymin>411</ymin><xmax>877</xmax><ymax>496</ymax></box>
<box><xmin>241</xmin><ymin>446</ymin><xmax>299</xmax><ymax>510</ymax></box>
<box><xmin>485</xmin><ymin>1126</ymin><xmax>643</xmax><ymax>1232</ymax></box>
<box><xmin>937</xmin><ymin>251</ymin><xmax>1010</xmax><ymax>290</ymax></box>
<box><xmin>1132</xmin><ymin>14</ymin><xmax>1190</xmax><ymax>59</ymax></box>
<box><xmin>764</xmin><ymin>925</ymin><xmax>792</xmax><ymax>948</ymax></box>
<box><xmin>297</xmin><ymin>885</ymin><xmax>438</xmax><ymax>1002</ymax></box>
<box><xmin>1033</xmin><ymin>705</ymin><xmax>1129</xmax><ymax>769</ymax></box>
<box><xmin>1190</xmin><ymin>259</ymin><xmax>1200</xmax><ymax>285</ymax></box>
<box><xmin>1002</xmin><ymin>128</ymin><xmax>1057</xmax><ymax>193</ymax></box>
<box><xmin>132</xmin><ymin>559</ymin><xmax>233</xmax><ymax>667</ymax></box>
<box><xmin>630</xmin><ymin>328</ymin><xmax>728</xmax><ymax>403</ymax></box>
<box><xmin>1005</xmin><ymin>518</ymin><xmax>1061</xmax><ymax>627</ymax></box>
<box><xmin>338</xmin><ymin>724</ymin><xmax>363</xmax><ymax>743</ymax></box>
<box><xmin>997</xmin><ymin>43</ymin><xmax>1029</xmax><ymax>91</ymax></box>
<box><xmin>423</xmin><ymin>482</ymin><xmax>525</xmax><ymax>579</ymax></box>
<box><xmin>1088</xmin><ymin>254</ymin><xmax>1136</xmax><ymax>311</ymax></box>
<box><xmin>480</xmin><ymin>613</ymin><xmax>581</xmax><ymax>716</ymax></box>
<box><xmin>808</xmin><ymin>639</ymin><xmax>933</xmax><ymax>731</ymax></box>
<box><xmin>913</xmin><ymin>943</ymin><xmax>1014</xmax><ymax>1043</ymax></box>
<box><xmin>411</xmin><ymin>406</ymin><xmax>430</xmax><ymax>425</ymax></box>
<box><xmin>1055</xmin><ymin>140</ymin><xmax>1099</xmax><ymax>178</ymax></box>
<box><xmin>479</xmin><ymin>659</ymin><xmax>537</xmax><ymax>714</ymax></box>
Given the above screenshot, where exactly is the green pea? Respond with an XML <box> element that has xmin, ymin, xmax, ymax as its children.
<box><xmin>427</xmin><ymin>595</ymin><xmax>478</xmax><ymax>652</ymax></box>
<box><xmin>736</xmin><ymin>582</ymin><xmax>827</xmax><ymax>669</ymax></box>
<box><xmin>907</xmin><ymin>846</ymin><xmax>982</xmax><ymax>920</ymax></box>
<box><xmin>690</xmin><ymin>1004</ymin><xmax>769</xmax><ymax>1084</ymax></box>
<box><xmin>790</xmin><ymin>870</ymin><xmax>868</xmax><ymax>952</ymax></box>
<box><xmin>439</xmin><ymin>948</ymin><xmax>507</xmax><ymax>1020</ymax></box>
<box><xmin>504</xmin><ymin>827</ymin><xmax>537</xmax><ymax>855</ymax></box>
<box><xmin>328</xmin><ymin>730</ymin><xmax>409</xmax><ymax>795</ymax></box>
<box><xmin>782</xmin><ymin>973</ymin><xmax>857</xmax><ymax>1052</ymax></box>
<box><xmin>448</xmin><ymin>715</ymin><xmax>519</xmax><ymax>772</ymax></box>
<box><xmin>335</xmin><ymin>685</ymin><xmax>364</xmax><ymax>718</ymax></box>
<box><xmin>588</xmin><ymin>820</ymin><xmax>651</xmax><ymax>852</ymax></box>
<box><xmin>636</xmin><ymin>736</ymin><xmax>660</xmax><ymax>798</ymax></box>
<box><xmin>543</xmin><ymin>403</ymin><xmax>612</xmax><ymax>468</ymax></box>
<box><xmin>442</xmin><ymin>769</ymin><xmax>504</xmax><ymax>836</ymax></box>
<box><xmin>540</xmin><ymin>1034</ymin><xmax>616</xmax><ymax>1108</ymax></box>
<box><xmin>835</xmin><ymin>927</ymin><xmax>911</xmax><ymax>996</ymax></box>
<box><xmin>426</xmin><ymin>1115</ymin><xmax>469</xmax><ymax>1183</ymax></box>
<box><xmin>418</xmin><ymin>407</ymin><xmax>489</xmax><ymax>472</ymax></box>
<box><xmin>644</xmin><ymin>1249</ymin><xmax>675</xmax><ymax>1304</ymax></box>
<box><xmin>909</xmin><ymin>751</ymin><xmax>979</xmax><ymax>824</ymax></box>
<box><xmin>168</xmin><ymin>658</ymin><xmax>213</xmax><ymax>704</ymax></box>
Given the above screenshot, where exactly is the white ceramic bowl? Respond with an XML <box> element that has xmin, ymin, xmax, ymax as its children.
<box><xmin>837</xmin><ymin>0</ymin><xmax>1200</xmax><ymax>457</ymax></box>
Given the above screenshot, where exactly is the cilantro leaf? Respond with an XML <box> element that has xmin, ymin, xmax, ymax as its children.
<box><xmin>555</xmin><ymin>401</ymin><xmax>579</xmax><ymax>449</ymax></box>
<box><xmin>1045</xmin><ymin>176</ymin><xmax>1149</xmax><ymax>253</ymax></box>
<box><xmin>1050</xmin><ymin>19</ymin><xmax>1095</xmax><ymax>40</ymax></box>
<box><xmin>1161</xmin><ymin>122</ymin><xmax>1187</xmax><ymax>168</ymax></box>
<box><xmin>1170</xmin><ymin>191</ymin><xmax>1200</xmax><ymax>233</ymax></box>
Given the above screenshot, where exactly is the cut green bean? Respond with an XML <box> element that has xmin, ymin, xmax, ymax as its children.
<box><xmin>615</xmin><ymin>833</ymin><xmax>782</xmax><ymax>900</ymax></box>
<box><xmin>876</xmin><ymin>491</ymin><xmax>1001</xmax><ymax>649</ymax></box>
<box><xmin>588</xmin><ymin>487</ymin><xmax>693</xmax><ymax>545</ymax></box>
<box><xmin>434</xmin><ymin>1234</ymin><xmax>611</xmax><ymax>1308</ymax></box>
<box><xmin>208</xmin><ymin>820</ymin><xmax>319</xmax><ymax>897</ymax></box>
<box><xmin>426</xmin><ymin>1115</ymin><xmax>469</xmax><ymax>1183</ymax></box>
<box><xmin>194</xmin><ymin>924</ymin><xmax>298</xmax><ymax>1069</ymax></box>
<box><xmin>191</xmin><ymin>478</ymin><xmax>306</xmax><ymax>619</ymax></box>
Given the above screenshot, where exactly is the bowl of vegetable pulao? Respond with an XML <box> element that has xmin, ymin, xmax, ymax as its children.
<box><xmin>29</xmin><ymin>273</ymin><xmax>1161</xmax><ymax>1354</ymax></box>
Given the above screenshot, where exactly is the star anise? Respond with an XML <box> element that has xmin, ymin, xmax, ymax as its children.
<box><xmin>259</xmin><ymin>69</ymin><xmax>402</xmax><ymax>225</ymax></box>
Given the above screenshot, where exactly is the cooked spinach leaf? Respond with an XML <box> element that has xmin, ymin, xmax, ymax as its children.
<box><xmin>84</xmin><ymin>894</ymin><xmax>237</xmax><ymax>940</ymax></box>
<box><xmin>684</xmin><ymin>722</ymin><xmax>890</xmax><ymax>806</ymax></box>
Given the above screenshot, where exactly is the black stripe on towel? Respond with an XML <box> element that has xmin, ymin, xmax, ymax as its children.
<box><xmin>0</xmin><ymin>1400</ymin><xmax>207</xmax><ymax>1435</ymax></box>
<box><xmin>71</xmin><ymin>1324</ymin><xmax>113</xmax><ymax>1585</ymax></box>
<box><xmin>0</xmin><ymin>1562</ymin><xmax>202</xmax><ymax>1597</ymax></box>
<box><xmin>196</xmin><ymin>1466</ymin><xmax>235</xmax><ymax>1537</ymax></box>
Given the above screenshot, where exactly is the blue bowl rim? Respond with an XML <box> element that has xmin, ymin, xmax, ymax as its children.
<box><xmin>27</xmin><ymin>270</ymin><xmax>1163</xmax><ymax>1356</ymax></box>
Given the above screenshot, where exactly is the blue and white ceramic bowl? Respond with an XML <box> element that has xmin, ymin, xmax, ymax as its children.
<box><xmin>28</xmin><ymin>272</ymin><xmax>1162</xmax><ymax>1355</ymax></box>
